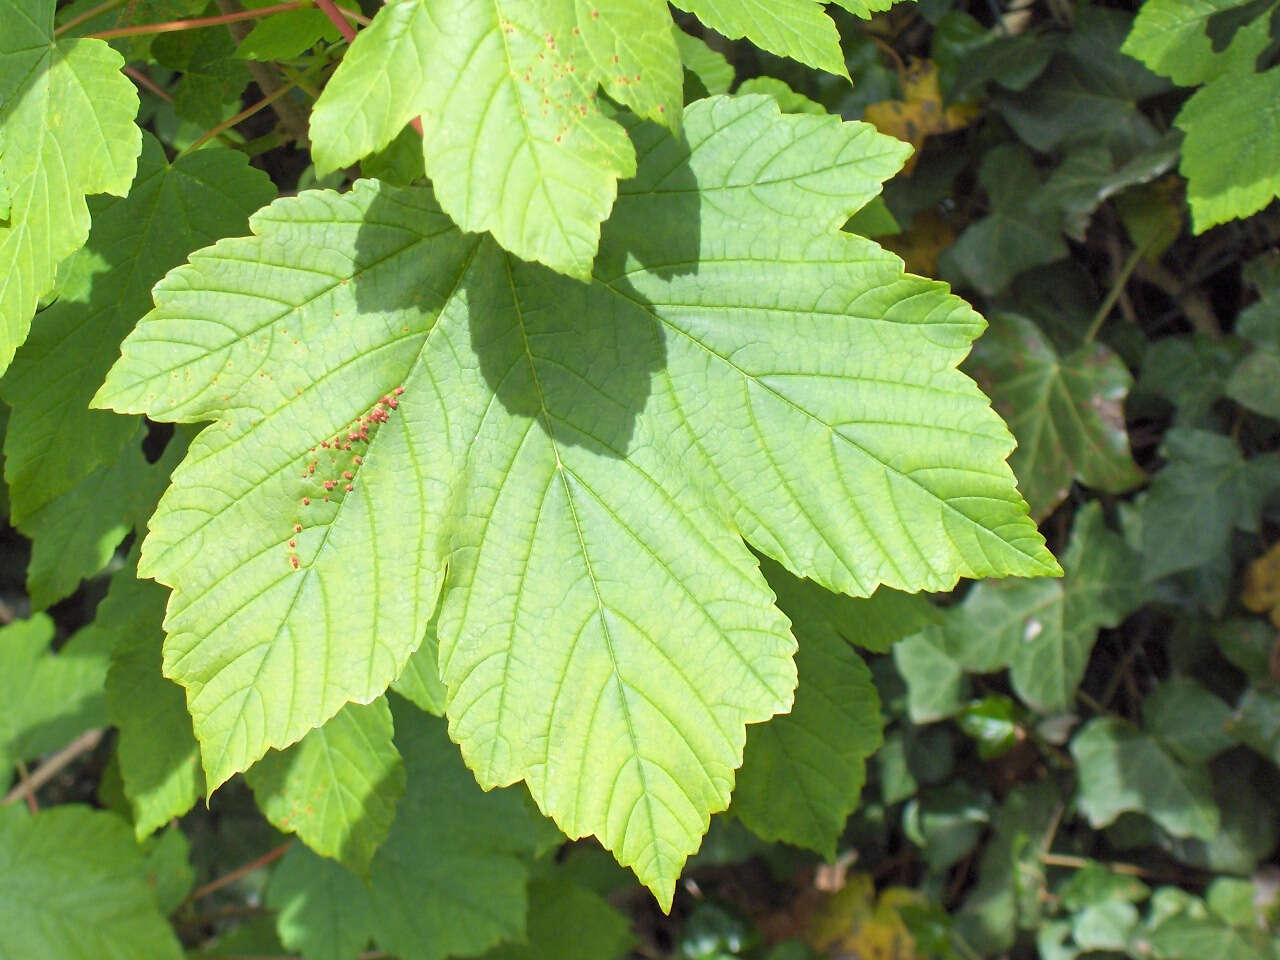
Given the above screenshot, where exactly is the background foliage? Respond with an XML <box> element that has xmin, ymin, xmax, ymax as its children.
<box><xmin>4</xmin><ymin>0</ymin><xmax>1280</xmax><ymax>958</ymax></box>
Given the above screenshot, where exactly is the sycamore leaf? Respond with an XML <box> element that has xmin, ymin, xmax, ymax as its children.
<box><xmin>1122</xmin><ymin>0</ymin><xmax>1272</xmax><ymax>87</ymax></box>
<box><xmin>105</xmin><ymin>558</ymin><xmax>205</xmax><ymax>839</ymax></box>
<box><xmin>674</xmin><ymin>29</ymin><xmax>734</xmax><ymax>96</ymax></box>
<box><xmin>1071</xmin><ymin>717</ymin><xmax>1219</xmax><ymax>840</ymax></box>
<box><xmin>96</xmin><ymin>96</ymin><xmax>1055</xmax><ymax>904</ymax></box>
<box><xmin>0</xmin><ymin>0</ymin><xmax>140</xmax><ymax>377</ymax></box>
<box><xmin>0</xmin><ymin>806</ymin><xmax>183</xmax><ymax>960</ymax></box>
<box><xmin>733</xmin><ymin>558</ymin><xmax>897</xmax><ymax>857</ymax></box>
<box><xmin>246</xmin><ymin>698</ymin><xmax>405</xmax><ymax>876</ymax></box>
<box><xmin>968</xmin><ymin>313</ymin><xmax>1144</xmax><ymax>521</ymax></box>
<box><xmin>1176</xmin><ymin>68</ymin><xmax>1280</xmax><ymax>232</ymax></box>
<box><xmin>266</xmin><ymin>702</ymin><xmax>553</xmax><ymax>960</ymax></box>
<box><xmin>671</xmin><ymin>0</ymin><xmax>849</xmax><ymax>78</ymax></box>
<box><xmin>1</xmin><ymin>136</ymin><xmax>272</xmax><ymax>527</ymax></box>
<box><xmin>309</xmin><ymin>0</ymin><xmax>654</xmax><ymax>278</ymax></box>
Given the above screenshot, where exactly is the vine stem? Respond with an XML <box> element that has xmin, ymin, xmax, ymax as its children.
<box><xmin>2</xmin><ymin>729</ymin><xmax>104</xmax><ymax>808</ymax></box>
<box><xmin>87</xmin><ymin>0</ymin><xmax>329</xmax><ymax>40</ymax></box>
<box><xmin>53</xmin><ymin>0</ymin><xmax>128</xmax><ymax>37</ymax></box>
<box><xmin>124</xmin><ymin>65</ymin><xmax>174</xmax><ymax>102</ymax></box>
<box><xmin>1083</xmin><ymin>242</ymin><xmax>1145</xmax><ymax>344</ymax></box>
<box><xmin>179</xmin><ymin>76</ymin><xmax>308</xmax><ymax>156</ymax></box>
<box><xmin>178</xmin><ymin>840</ymin><xmax>294</xmax><ymax>908</ymax></box>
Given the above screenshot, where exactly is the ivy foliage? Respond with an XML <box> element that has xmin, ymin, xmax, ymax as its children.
<box><xmin>3</xmin><ymin>0</ymin><xmax>1280</xmax><ymax>958</ymax></box>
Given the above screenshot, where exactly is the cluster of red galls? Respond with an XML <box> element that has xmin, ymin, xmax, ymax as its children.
<box><xmin>287</xmin><ymin>387</ymin><xmax>405</xmax><ymax>569</ymax></box>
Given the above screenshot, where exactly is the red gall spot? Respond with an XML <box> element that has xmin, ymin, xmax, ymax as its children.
<box><xmin>387</xmin><ymin>397</ymin><xmax>399</xmax><ymax>408</ymax></box>
<box><xmin>611</xmin><ymin>55</ymin><xmax>618</xmax><ymax>63</ymax></box>
<box><xmin>344</xmin><ymin>484</ymin><xmax>354</xmax><ymax>492</ymax></box>
<box><xmin>323</xmin><ymin>495</ymin><xmax>330</xmax><ymax>501</ymax></box>
<box><xmin>294</xmin><ymin>524</ymin><xmax>302</xmax><ymax>533</ymax></box>
<box><xmin>324</xmin><ymin>480</ymin><xmax>336</xmax><ymax>490</ymax></box>
<box><xmin>343</xmin><ymin>471</ymin><xmax>353</xmax><ymax>480</ymax></box>
<box><xmin>394</xmin><ymin>387</ymin><xmax>404</xmax><ymax>395</ymax></box>
<box><xmin>290</xmin><ymin>556</ymin><xmax>300</xmax><ymax>569</ymax></box>
<box><xmin>657</xmin><ymin>104</ymin><xmax>665</xmax><ymax>112</ymax></box>
<box><xmin>288</xmin><ymin>539</ymin><xmax>297</xmax><ymax>548</ymax></box>
<box><xmin>301</xmin><ymin>497</ymin><xmax>310</xmax><ymax>506</ymax></box>
<box><xmin>301</xmin><ymin>473</ymin><xmax>309</xmax><ymax>479</ymax></box>
<box><xmin>590</xmin><ymin>7</ymin><xmax>598</xmax><ymax>16</ymax></box>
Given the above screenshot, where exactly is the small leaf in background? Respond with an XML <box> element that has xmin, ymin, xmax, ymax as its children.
<box><xmin>151</xmin><ymin>27</ymin><xmax>251</xmax><ymax>128</ymax></box>
<box><xmin>943</xmin><ymin>502</ymin><xmax>1145</xmax><ymax>713</ymax></box>
<box><xmin>958</xmin><ymin>695</ymin><xmax>1021</xmax><ymax>759</ymax></box>
<box><xmin>1042</xmin><ymin>136</ymin><xmax>1180</xmax><ymax>242</ymax></box>
<box><xmin>1071</xmin><ymin>717</ymin><xmax>1219</xmax><ymax>840</ymax></box>
<box><xmin>968</xmin><ymin>312</ymin><xmax>1144</xmax><ymax>520</ymax></box>
<box><xmin>942</xmin><ymin>144</ymin><xmax>1067</xmax><ymax>295</ymax></box>
<box><xmin>105</xmin><ymin>557</ymin><xmax>205</xmax><ymax>838</ymax></box>
<box><xmin>995</xmin><ymin>6</ymin><xmax>1168</xmax><ymax>156</ymax></box>
<box><xmin>1143</xmin><ymin>676</ymin><xmax>1237</xmax><ymax>765</ymax></box>
<box><xmin>246</xmin><ymin>698</ymin><xmax>406</xmax><ymax>876</ymax></box>
<box><xmin>676</xmin><ymin>28</ymin><xmax>735</xmax><ymax>96</ymax></box>
<box><xmin>736</xmin><ymin>76</ymin><xmax>827</xmax><ymax>114</ymax></box>
<box><xmin>0</xmin><ymin>806</ymin><xmax>183</xmax><ymax>959</ymax></box>
<box><xmin>734</xmin><ymin>560</ymin><xmax>888</xmax><ymax>858</ymax></box>
<box><xmin>805</xmin><ymin>872</ymin><xmax>932</xmax><ymax>959</ymax></box>
<box><xmin>480</xmin><ymin>875</ymin><xmax>634</xmax><ymax>960</ymax></box>
<box><xmin>894</xmin><ymin>628</ymin><xmax>970</xmax><ymax>724</ymax></box>
<box><xmin>1116</xmin><ymin>175</ymin><xmax>1186</xmax><ymax>261</ymax></box>
<box><xmin>1140</xmin><ymin>429</ymin><xmax>1280</xmax><ymax>582</ymax></box>
<box><xmin>863</xmin><ymin>60</ymin><xmax>979</xmax><ymax>173</ymax></box>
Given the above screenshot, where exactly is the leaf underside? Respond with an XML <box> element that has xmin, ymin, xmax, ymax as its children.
<box><xmin>97</xmin><ymin>96</ymin><xmax>1055</xmax><ymax>904</ymax></box>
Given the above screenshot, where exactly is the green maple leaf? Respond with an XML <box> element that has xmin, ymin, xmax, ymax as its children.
<box><xmin>671</xmin><ymin>0</ymin><xmax>848</xmax><ymax>77</ymax></box>
<box><xmin>0</xmin><ymin>806</ymin><xmax>183</xmax><ymax>960</ymax></box>
<box><xmin>733</xmin><ymin>558</ymin><xmax>934</xmax><ymax>856</ymax></box>
<box><xmin>246</xmin><ymin>698</ymin><xmax>406</xmax><ymax>876</ymax></box>
<box><xmin>266</xmin><ymin>702</ymin><xmax>555</xmax><ymax>960</ymax></box>
<box><xmin>105</xmin><ymin>557</ymin><xmax>206</xmax><ymax>839</ymax></box>
<box><xmin>1</xmin><ymin>135</ymin><xmax>271</xmax><ymax>607</ymax></box>
<box><xmin>968</xmin><ymin>313</ymin><xmax>1144</xmax><ymax>521</ymax></box>
<box><xmin>97</xmin><ymin>97</ymin><xmax>1056</xmax><ymax>904</ymax></box>
<box><xmin>0</xmin><ymin>0</ymin><xmax>140</xmax><ymax>377</ymax></box>
<box><xmin>309</xmin><ymin>0</ymin><xmax>679</xmax><ymax>278</ymax></box>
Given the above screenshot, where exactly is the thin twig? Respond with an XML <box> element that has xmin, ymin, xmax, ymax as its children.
<box><xmin>178</xmin><ymin>840</ymin><xmax>294</xmax><ymax>908</ymax></box>
<box><xmin>53</xmin><ymin>0</ymin><xmax>129</xmax><ymax>37</ymax></box>
<box><xmin>88</xmin><ymin>0</ymin><xmax>312</xmax><ymax>38</ymax></box>
<box><xmin>13</xmin><ymin>763</ymin><xmax>38</xmax><ymax>814</ymax></box>
<box><xmin>1041</xmin><ymin>852</ymin><xmax>1190</xmax><ymax>883</ymax></box>
<box><xmin>1084</xmin><ymin>242</ymin><xmax>1145</xmax><ymax>344</ymax></box>
<box><xmin>180</xmin><ymin>78</ymin><xmax>305</xmax><ymax>156</ymax></box>
<box><xmin>2</xmin><ymin>729</ymin><xmax>104</xmax><ymax>807</ymax></box>
<box><xmin>124</xmin><ymin>65</ymin><xmax>174</xmax><ymax>102</ymax></box>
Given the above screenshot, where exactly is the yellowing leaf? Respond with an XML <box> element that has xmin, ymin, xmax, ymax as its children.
<box><xmin>864</xmin><ymin>61</ymin><xmax>979</xmax><ymax>173</ymax></box>
<box><xmin>1243</xmin><ymin>543</ymin><xmax>1280</xmax><ymax>628</ymax></box>
<box><xmin>807</xmin><ymin>873</ymin><xmax>929</xmax><ymax>960</ymax></box>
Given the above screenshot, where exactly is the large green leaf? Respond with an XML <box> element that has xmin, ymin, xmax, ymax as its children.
<box><xmin>968</xmin><ymin>313</ymin><xmax>1144</xmax><ymax>521</ymax></box>
<box><xmin>105</xmin><ymin>558</ymin><xmax>205</xmax><ymax>839</ymax></box>
<box><xmin>732</xmin><ymin>559</ymin><xmax>891</xmax><ymax>857</ymax></box>
<box><xmin>0</xmin><ymin>0</ymin><xmax>140</xmax><ymax>377</ymax></box>
<box><xmin>309</xmin><ymin>0</ymin><xmax>665</xmax><ymax>278</ymax></box>
<box><xmin>265</xmin><ymin>701</ymin><xmax>554</xmax><ymax>960</ymax></box>
<box><xmin>0</xmin><ymin>805</ymin><xmax>183</xmax><ymax>960</ymax></box>
<box><xmin>671</xmin><ymin>0</ymin><xmax>848</xmax><ymax>77</ymax></box>
<box><xmin>97</xmin><ymin>96</ymin><xmax>1056</xmax><ymax>903</ymax></box>
<box><xmin>1071</xmin><ymin>717</ymin><xmax>1219</xmax><ymax>840</ymax></box>
<box><xmin>942</xmin><ymin>503</ymin><xmax>1144</xmax><ymax>713</ymax></box>
<box><xmin>478</xmin><ymin>875</ymin><xmax>634</xmax><ymax>960</ymax></box>
<box><xmin>246</xmin><ymin>698</ymin><xmax>405</xmax><ymax>876</ymax></box>
<box><xmin>1</xmin><ymin>136</ymin><xmax>272</xmax><ymax>530</ymax></box>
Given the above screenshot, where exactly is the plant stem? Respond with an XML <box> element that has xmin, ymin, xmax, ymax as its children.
<box><xmin>214</xmin><ymin>0</ymin><xmax>312</xmax><ymax>144</ymax></box>
<box><xmin>53</xmin><ymin>0</ymin><xmax>129</xmax><ymax>37</ymax></box>
<box><xmin>314</xmin><ymin>0</ymin><xmax>357</xmax><ymax>42</ymax></box>
<box><xmin>178</xmin><ymin>840</ymin><xmax>294</xmax><ymax>908</ymax></box>
<box><xmin>1084</xmin><ymin>242</ymin><xmax>1145</xmax><ymax>344</ymax></box>
<box><xmin>123</xmin><ymin>65</ymin><xmax>174</xmax><ymax>102</ymax></box>
<box><xmin>179</xmin><ymin>78</ymin><xmax>303</xmax><ymax>156</ymax></box>
<box><xmin>87</xmin><ymin>0</ymin><xmax>313</xmax><ymax>40</ymax></box>
<box><xmin>2</xmin><ymin>729</ymin><xmax>104</xmax><ymax>808</ymax></box>
<box><xmin>13</xmin><ymin>763</ymin><xmax>38</xmax><ymax>813</ymax></box>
